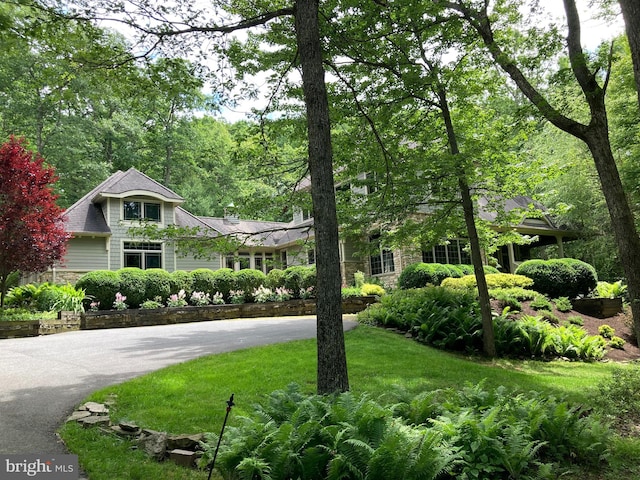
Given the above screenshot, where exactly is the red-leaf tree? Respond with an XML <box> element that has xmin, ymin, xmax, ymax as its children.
<box><xmin>0</xmin><ymin>136</ymin><xmax>69</xmax><ymax>307</ymax></box>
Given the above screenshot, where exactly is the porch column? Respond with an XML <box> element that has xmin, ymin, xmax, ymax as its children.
<box><xmin>507</xmin><ymin>243</ymin><xmax>517</xmax><ymax>273</ymax></box>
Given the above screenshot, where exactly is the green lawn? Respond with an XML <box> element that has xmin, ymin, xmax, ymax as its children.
<box><xmin>59</xmin><ymin>325</ymin><xmax>639</xmax><ymax>480</ymax></box>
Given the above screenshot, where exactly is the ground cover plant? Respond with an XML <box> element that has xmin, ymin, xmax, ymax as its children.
<box><xmin>357</xmin><ymin>286</ymin><xmax>607</xmax><ymax>360</ymax></box>
<box><xmin>59</xmin><ymin>327</ymin><xmax>639</xmax><ymax>480</ymax></box>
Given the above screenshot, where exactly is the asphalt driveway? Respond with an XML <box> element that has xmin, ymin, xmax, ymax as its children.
<box><xmin>0</xmin><ymin>315</ymin><xmax>357</xmax><ymax>456</ymax></box>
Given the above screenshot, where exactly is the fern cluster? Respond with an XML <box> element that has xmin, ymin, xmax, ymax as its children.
<box><xmin>358</xmin><ymin>288</ymin><xmax>606</xmax><ymax>360</ymax></box>
<box><xmin>201</xmin><ymin>383</ymin><xmax>610</xmax><ymax>480</ymax></box>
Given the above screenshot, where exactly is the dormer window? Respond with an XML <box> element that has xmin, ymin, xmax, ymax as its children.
<box><xmin>123</xmin><ymin>200</ymin><xmax>161</xmax><ymax>222</ymax></box>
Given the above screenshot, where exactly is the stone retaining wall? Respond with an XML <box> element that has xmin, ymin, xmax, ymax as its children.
<box><xmin>0</xmin><ymin>312</ymin><xmax>83</xmax><ymax>339</ymax></box>
<box><xmin>82</xmin><ymin>297</ymin><xmax>377</xmax><ymax>330</ymax></box>
<box><xmin>0</xmin><ymin>297</ymin><xmax>377</xmax><ymax>338</ymax></box>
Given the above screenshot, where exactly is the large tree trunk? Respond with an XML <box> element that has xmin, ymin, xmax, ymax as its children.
<box><xmin>584</xmin><ymin>122</ymin><xmax>640</xmax><ymax>344</ymax></box>
<box><xmin>437</xmin><ymin>87</ymin><xmax>496</xmax><ymax>357</ymax></box>
<box><xmin>294</xmin><ymin>0</ymin><xmax>349</xmax><ymax>394</ymax></box>
<box><xmin>619</xmin><ymin>0</ymin><xmax>640</xmax><ymax>109</ymax></box>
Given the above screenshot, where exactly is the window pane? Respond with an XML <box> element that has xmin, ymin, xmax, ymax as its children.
<box><xmin>225</xmin><ymin>255</ymin><xmax>235</xmax><ymax>269</ymax></box>
<box><xmin>239</xmin><ymin>253</ymin><xmax>250</xmax><ymax>270</ymax></box>
<box><xmin>447</xmin><ymin>243</ymin><xmax>460</xmax><ymax>264</ymax></box>
<box><xmin>123</xmin><ymin>201</ymin><xmax>141</xmax><ymax>220</ymax></box>
<box><xmin>422</xmin><ymin>249</ymin><xmax>435</xmax><ymax>263</ymax></box>
<box><xmin>265</xmin><ymin>254</ymin><xmax>274</xmax><ymax>273</ymax></box>
<box><xmin>434</xmin><ymin>245</ymin><xmax>447</xmax><ymax>263</ymax></box>
<box><xmin>459</xmin><ymin>242</ymin><xmax>471</xmax><ymax>264</ymax></box>
<box><xmin>382</xmin><ymin>249</ymin><xmax>395</xmax><ymax>273</ymax></box>
<box><xmin>370</xmin><ymin>254</ymin><xmax>382</xmax><ymax>275</ymax></box>
<box><xmin>124</xmin><ymin>252</ymin><xmax>142</xmax><ymax>268</ymax></box>
<box><xmin>255</xmin><ymin>256</ymin><xmax>263</xmax><ymax>272</ymax></box>
<box><xmin>144</xmin><ymin>203</ymin><xmax>161</xmax><ymax>222</ymax></box>
<box><xmin>145</xmin><ymin>253</ymin><xmax>161</xmax><ymax>269</ymax></box>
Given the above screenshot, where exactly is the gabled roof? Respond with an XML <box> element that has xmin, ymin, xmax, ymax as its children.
<box><xmin>477</xmin><ymin>195</ymin><xmax>568</xmax><ymax>234</ymax></box>
<box><xmin>91</xmin><ymin>168</ymin><xmax>184</xmax><ymax>203</ymax></box>
<box><xmin>64</xmin><ymin>168</ymin><xmax>184</xmax><ymax>235</ymax></box>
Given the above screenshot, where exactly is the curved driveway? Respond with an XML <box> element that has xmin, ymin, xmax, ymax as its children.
<box><xmin>0</xmin><ymin>315</ymin><xmax>357</xmax><ymax>456</ymax></box>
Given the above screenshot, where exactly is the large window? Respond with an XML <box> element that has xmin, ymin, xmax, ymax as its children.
<box><xmin>422</xmin><ymin>239</ymin><xmax>471</xmax><ymax>265</ymax></box>
<box><xmin>369</xmin><ymin>236</ymin><xmax>395</xmax><ymax>275</ymax></box>
<box><xmin>123</xmin><ymin>242</ymin><xmax>162</xmax><ymax>269</ymax></box>
<box><xmin>123</xmin><ymin>200</ymin><xmax>161</xmax><ymax>222</ymax></box>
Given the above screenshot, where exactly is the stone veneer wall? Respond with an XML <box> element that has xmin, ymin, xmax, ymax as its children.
<box><xmin>0</xmin><ymin>297</ymin><xmax>377</xmax><ymax>338</ymax></box>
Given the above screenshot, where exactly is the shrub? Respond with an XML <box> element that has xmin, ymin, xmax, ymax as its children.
<box><xmin>492</xmin><ymin>290</ymin><xmax>522</xmax><ymax>312</ymax></box>
<box><xmin>598</xmin><ymin>324</ymin><xmax>615</xmax><ymax>339</ymax></box>
<box><xmin>169</xmin><ymin>270</ymin><xmax>193</xmax><ymax>295</ymax></box>
<box><xmin>282</xmin><ymin>266</ymin><xmax>316</xmax><ymax>297</ymax></box>
<box><xmin>354</xmin><ymin>270</ymin><xmax>365</xmax><ymax>288</ymax></box>
<box><xmin>265</xmin><ymin>268</ymin><xmax>285</xmax><ymax>289</ymax></box>
<box><xmin>361</xmin><ymin>283</ymin><xmax>385</xmax><ymax>296</ymax></box>
<box><xmin>515</xmin><ymin>258</ymin><xmax>597</xmax><ymax>299</ymax></box>
<box><xmin>212</xmin><ymin>268</ymin><xmax>238</xmax><ymax>300</ymax></box>
<box><xmin>489</xmin><ymin>287</ymin><xmax>538</xmax><ymax>301</ymax></box>
<box><xmin>441</xmin><ymin>273</ymin><xmax>533</xmax><ymax>290</ymax></box>
<box><xmin>166</xmin><ymin>289</ymin><xmax>188</xmax><ymax>307</ymax></box>
<box><xmin>609</xmin><ymin>336</ymin><xmax>625</xmax><ymax>349</ymax></box>
<box><xmin>191</xmin><ymin>269</ymin><xmax>217</xmax><ymax>297</ymax></box>
<box><xmin>397</xmin><ymin>263</ymin><xmax>453</xmax><ymax>289</ymax></box>
<box><xmin>141</xmin><ymin>298</ymin><xmax>163</xmax><ymax>309</ymax></box>
<box><xmin>4</xmin><ymin>283</ymin><xmax>40</xmax><ymax>309</ymax></box>
<box><xmin>143</xmin><ymin>269</ymin><xmax>172</xmax><ymax>302</ymax></box>
<box><xmin>554</xmin><ymin>296</ymin><xmax>573</xmax><ymax>312</ymax></box>
<box><xmin>234</xmin><ymin>269</ymin><xmax>267</xmax><ymax>301</ymax></box>
<box><xmin>76</xmin><ymin>270</ymin><xmax>121</xmax><ymax>311</ymax></box>
<box><xmin>342</xmin><ymin>286</ymin><xmax>363</xmax><ymax>298</ymax></box>
<box><xmin>116</xmin><ymin>268</ymin><xmax>147</xmax><ymax>308</ymax></box>
<box><xmin>530</xmin><ymin>295</ymin><xmax>553</xmax><ymax>311</ymax></box>
<box><xmin>595</xmin><ymin>280</ymin><xmax>627</xmax><ymax>299</ymax></box>
<box><xmin>567</xmin><ymin>315</ymin><xmax>584</xmax><ymax>326</ymax></box>
<box><xmin>229</xmin><ymin>290</ymin><xmax>245</xmax><ymax>304</ymax></box>
<box><xmin>253</xmin><ymin>285</ymin><xmax>275</xmax><ymax>303</ymax></box>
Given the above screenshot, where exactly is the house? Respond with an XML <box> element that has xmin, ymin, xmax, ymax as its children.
<box><xmin>51</xmin><ymin>168</ymin><xmax>574</xmax><ymax>287</ymax></box>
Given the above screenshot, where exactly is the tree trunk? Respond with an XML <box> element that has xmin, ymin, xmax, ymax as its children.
<box><xmin>584</xmin><ymin>122</ymin><xmax>640</xmax><ymax>345</ymax></box>
<box><xmin>294</xmin><ymin>0</ymin><xmax>349</xmax><ymax>394</ymax></box>
<box><xmin>437</xmin><ymin>87</ymin><xmax>496</xmax><ymax>357</ymax></box>
<box><xmin>619</xmin><ymin>0</ymin><xmax>640</xmax><ymax>109</ymax></box>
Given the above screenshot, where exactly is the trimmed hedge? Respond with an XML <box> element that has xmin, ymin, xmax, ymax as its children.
<box><xmin>169</xmin><ymin>270</ymin><xmax>193</xmax><ymax>295</ymax></box>
<box><xmin>117</xmin><ymin>268</ymin><xmax>147</xmax><ymax>308</ymax></box>
<box><xmin>398</xmin><ymin>262</ymin><xmax>499</xmax><ymax>289</ymax></box>
<box><xmin>76</xmin><ymin>270</ymin><xmax>121</xmax><ymax>310</ymax></box>
<box><xmin>191</xmin><ymin>269</ymin><xmax>217</xmax><ymax>298</ymax></box>
<box><xmin>144</xmin><ymin>269</ymin><xmax>172</xmax><ymax>301</ymax></box>
<box><xmin>211</xmin><ymin>268</ymin><xmax>236</xmax><ymax>300</ymax></box>
<box><xmin>235</xmin><ymin>269</ymin><xmax>267</xmax><ymax>300</ymax></box>
<box><xmin>441</xmin><ymin>273</ymin><xmax>534</xmax><ymax>290</ymax></box>
<box><xmin>282</xmin><ymin>265</ymin><xmax>316</xmax><ymax>298</ymax></box>
<box><xmin>515</xmin><ymin>258</ymin><xmax>597</xmax><ymax>299</ymax></box>
<box><xmin>265</xmin><ymin>269</ymin><xmax>285</xmax><ymax>290</ymax></box>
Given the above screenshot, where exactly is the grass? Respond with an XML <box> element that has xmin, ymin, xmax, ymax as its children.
<box><xmin>59</xmin><ymin>326</ymin><xmax>639</xmax><ymax>479</ymax></box>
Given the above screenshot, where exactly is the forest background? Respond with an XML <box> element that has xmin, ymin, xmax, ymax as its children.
<box><xmin>0</xmin><ymin>0</ymin><xmax>638</xmax><ymax>282</ymax></box>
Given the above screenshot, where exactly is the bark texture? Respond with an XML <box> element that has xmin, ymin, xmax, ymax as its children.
<box><xmin>619</xmin><ymin>0</ymin><xmax>640</xmax><ymax>109</ymax></box>
<box><xmin>294</xmin><ymin>0</ymin><xmax>349</xmax><ymax>394</ymax></box>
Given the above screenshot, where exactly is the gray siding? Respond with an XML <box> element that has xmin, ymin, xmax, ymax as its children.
<box><xmin>176</xmin><ymin>254</ymin><xmax>221</xmax><ymax>271</ymax></box>
<box><xmin>60</xmin><ymin>236</ymin><xmax>109</xmax><ymax>272</ymax></box>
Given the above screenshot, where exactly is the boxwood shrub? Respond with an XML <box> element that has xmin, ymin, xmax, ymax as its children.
<box><xmin>441</xmin><ymin>273</ymin><xmax>534</xmax><ymax>290</ymax></box>
<box><xmin>515</xmin><ymin>258</ymin><xmax>597</xmax><ymax>298</ymax></box>
<box><xmin>144</xmin><ymin>269</ymin><xmax>172</xmax><ymax>301</ymax></box>
<box><xmin>283</xmin><ymin>265</ymin><xmax>316</xmax><ymax>297</ymax></box>
<box><xmin>117</xmin><ymin>268</ymin><xmax>147</xmax><ymax>308</ymax></box>
<box><xmin>190</xmin><ymin>269</ymin><xmax>217</xmax><ymax>298</ymax></box>
<box><xmin>234</xmin><ymin>269</ymin><xmax>267</xmax><ymax>300</ymax></box>
<box><xmin>211</xmin><ymin>268</ymin><xmax>236</xmax><ymax>300</ymax></box>
<box><xmin>76</xmin><ymin>270</ymin><xmax>121</xmax><ymax>310</ymax></box>
<box><xmin>170</xmin><ymin>270</ymin><xmax>193</xmax><ymax>295</ymax></box>
<box><xmin>398</xmin><ymin>262</ymin><xmax>499</xmax><ymax>289</ymax></box>
<box><xmin>265</xmin><ymin>268</ymin><xmax>285</xmax><ymax>289</ymax></box>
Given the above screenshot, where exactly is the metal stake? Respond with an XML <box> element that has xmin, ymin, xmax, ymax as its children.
<box><xmin>207</xmin><ymin>393</ymin><xmax>235</xmax><ymax>480</ymax></box>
